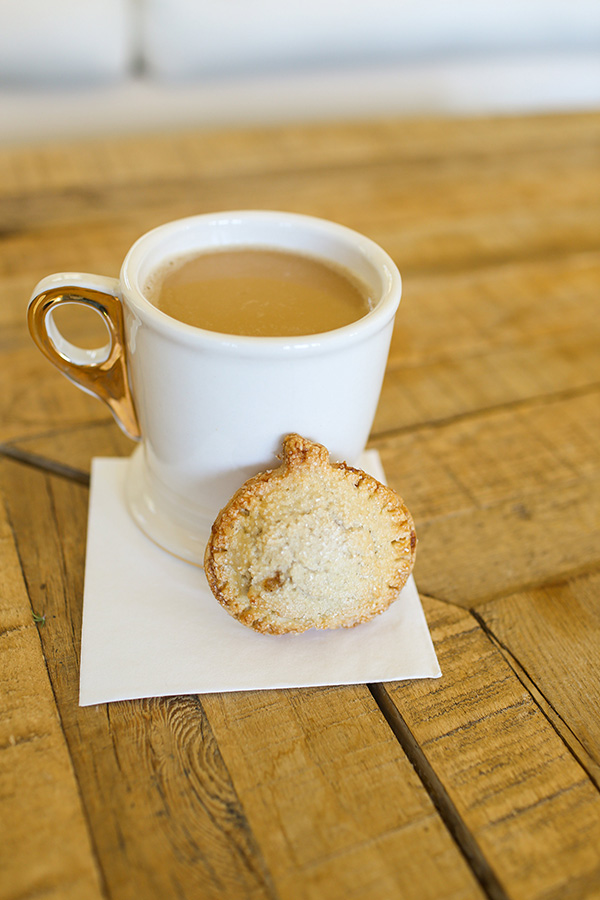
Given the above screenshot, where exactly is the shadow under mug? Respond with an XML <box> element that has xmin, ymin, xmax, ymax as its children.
<box><xmin>27</xmin><ymin>211</ymin><xmax>402</xmax><ymax>564</ymax></box>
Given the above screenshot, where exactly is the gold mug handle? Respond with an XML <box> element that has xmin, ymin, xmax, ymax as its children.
<box><xmin>27</xmin><ymin>274</ymin><xmax>141</xmax><ymax>441</ymax></box>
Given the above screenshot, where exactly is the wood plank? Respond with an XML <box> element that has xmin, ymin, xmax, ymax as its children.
<box><xmin>373</xmin><ymin>390</ymin><xmax>600</xmax><ymax>606</ymax></box>
<box><xmin>1</xmin><ymin>115</ymin><xmax>598</xmax><ymax>269</ymax></box>
<box><xmin>3</xmin><ymin>116</ymin><xmax>598</xmax><ymax>447</ymax></box>
<box><xmin>6</xmin><ymin>384</ymin><xmax>600</xmax><ymax>615</ymax></box>
<box><xmin>0</xmin><ymin>462</ymin><xmax>104</xmax><ymax>900</ymax></box>
<box><xmin>6</xmin><ymin>384</ymin><xmax>600</xmax><ymax>616</ymax></box>
<box><xmin>1</xmin><ymin>126</ymin><xmax>597</xmax><ymax>264</ymax></box>
<box><xmin>3</xmin><ymin>182</ymin><xmax>599</xmax><ymax>318</ymax></box>
<box><xmin>2</xmin><ymin>351</ymin><xmax>113</xmax><ymax>445</ymax></box>
<box><xmin>5</xmin><ymin>249</ymin><xmax>599</xmax><ymax>447</ymax></box>
<box><xmin>0</xmin><ymin>455</ymin><xmax>486</xmax><ymax>900</ymax></box>
<box><xmin>475</xmin><ymin>570</ymin><xmax>600</xmax><ymax>788</ymax></box>
<box><xmin>0</xmin><ymin>459</ymin><xmax>276</xmax><ymax>900</ymax></box>
<box><xmin>3</xmin><ymin>111</ymin><xmax>600</xmax><ymax>900</ymax></box>
<box><xmin>381</xmin><ymin>596</ymin><xmax>600</xmax><ymax>900</ymax></box>
<box><xmin>1</xmin><ymin>113</ymin><xmax>598</xmax><ymax>201</ymax></box>
<box><xmin>376</xmin><ymin>253</ymin><xmax>600</xmax><ymax>433</ymax></box>
<box><xmin>201</xmin><ymin>687</ymin><xmax>483</xmax><ymax>900</ymax></box>
<box><xmin>1</xmin><ymin>419</ymin><xmax>132</xmax><ymax>478</ymax></box>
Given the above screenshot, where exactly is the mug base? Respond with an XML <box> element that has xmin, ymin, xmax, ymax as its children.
<box><xmin>125</xmin><ymin>446</ymin><xmax>212</xmax><ymax>566</ymax></box>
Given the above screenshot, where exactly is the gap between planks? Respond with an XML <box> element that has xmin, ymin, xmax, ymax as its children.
<box><xmin>470</xmin><ymin>608</ymin><xmax>600</xmax><ymax>793</ymax></box>
<box><xmin>3</xmin><ymin>377</ymin><xmax>600</xmax><ymax>485</ymax></box>
<box><xmin>369</xmin><ymin>582</ymin><xmax>600</xmax><ymax>900</ymax></box>
<box><xmin>368</xmin><ymin>681</ymin><xmax>509</xmax><ymax>900</ymax></box>
<box><xmin>5</xmin><ymin>430</ymin><xmax>597</xmax><ymax>898</ymax></box>
<box><xmin>0</xmin><ymin>442</ymin><xmax>90</xmax><ymax>485</ymax></box>
<box><xmin>370</xmin><ymin>379</ymin><xmax>600</xmax><ymax>443</ymax></box>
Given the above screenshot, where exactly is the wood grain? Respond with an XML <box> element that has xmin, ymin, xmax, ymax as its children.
<box><xmin>373</xmin><ymin>390</ymin><xmax>600</xmax><ymax>605</ymax></box>
<box><xmin>1</xmin><ymin>113</ymin><xmax>597</xmax><ymax>204</ymax></box>
<box><xmin>0</xmin><ymin>458</ymin><xmax>276</xmax><ymax>900</ymax></box>
<box><xmin>2</xmin><ymin>112</ymin><xmax>600</xmax><ymax>899</ymax></box>
<box><xmin>476</xmin><ymin>571</ymin><xmax>600</xmax><ymax>788</ymax></box>
<box><xmin>382</xmin><ymin>596</ymin><xmax>600</xmax><ymax>900</ymax></box>
<box><xmin>202</xmin><ymin>687</ymin><xmax>483</xmax><ymax>900</ymax></box>
<box><xmin>377</xmin><ymin>253</ymin><xmax>600</xmax><ymax>433</ymax></box>
<box><xmin>0</xmin><ymin>461</ymin><xmax>103</xmax><ymax>899</ymax></box>
<box><xmin>3</xmin><ymin>114</ymin><xmax>599</xmax><ymax>444</ymax></box>
<box><xmin>1</xmin><ymin>456</ymin><xmax>485</xmax><ymax>900</ymax></box>
<box><xmin>8</xmin><ymin>383</ymin><xmax>600</xmax><ymax>614</ymax></box>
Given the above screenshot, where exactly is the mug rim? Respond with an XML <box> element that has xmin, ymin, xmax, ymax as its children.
<box><xmin>120</xmin><ymin>210</ymin><xmax>401</xmax><ymax>355</ymax></box>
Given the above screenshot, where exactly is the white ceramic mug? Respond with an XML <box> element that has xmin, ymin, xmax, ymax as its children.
<box><xmin>28</xmin><ymin>211</ymin><xmax>402</xmax><ymax>563</ymax></box>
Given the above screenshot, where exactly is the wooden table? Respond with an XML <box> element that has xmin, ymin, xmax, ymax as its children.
<box><xmin>2</xmin><ymin>112</ymin><xmax>600</xmax><ymax>900</ymax></box>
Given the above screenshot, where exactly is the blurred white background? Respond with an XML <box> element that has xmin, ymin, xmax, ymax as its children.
<box><xmin>0</xmin><ymin>0</ymin><xmax>599</xmax><ymax>144</ymax></box>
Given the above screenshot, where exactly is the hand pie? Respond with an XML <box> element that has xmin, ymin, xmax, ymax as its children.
<box><xmin>204</xmin><ymin>434</ymin><xmax>417</xmax><ymax>634</ymax></box>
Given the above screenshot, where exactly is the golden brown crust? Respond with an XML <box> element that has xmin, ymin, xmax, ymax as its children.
<box><xmin>204</xmin><ymin>434</ymin><xmax>417</xmax><ymax>634</ymax></box>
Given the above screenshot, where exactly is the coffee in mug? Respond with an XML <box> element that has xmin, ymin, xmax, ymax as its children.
<box><xmin>146</xmin><ymin>247</ymin><xmax>372</xmax><ymax>337</ymax></box>
<box><xmin>28</xmin><ymin>211</ymin><xmax>401</xmax><ymax>564</ymax></box>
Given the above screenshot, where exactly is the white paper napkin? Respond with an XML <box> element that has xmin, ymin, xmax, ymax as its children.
<box><xmin>79</xmin><ymin>453</ymin><xmax>441</xmax><ymax>706</ymax></box>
